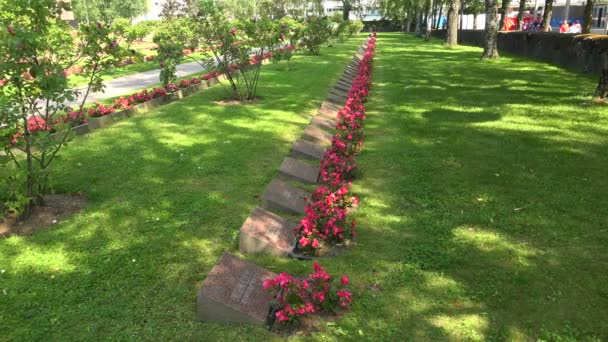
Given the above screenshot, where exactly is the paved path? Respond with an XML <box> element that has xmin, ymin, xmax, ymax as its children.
<box><xmin>68</xmin><ymin>61</ymin><xmax>206</xmax><ymax>107</ymax></box>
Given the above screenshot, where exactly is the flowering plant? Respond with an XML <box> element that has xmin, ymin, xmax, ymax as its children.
<box><xmin>151</xmin><ymin>87</ymin><xmax>167</xmax><ymax>98</ymax></box>
<box><xmin>87</xmin><ymin>103</ymin><xmax>115</xmax><ymax>117</ymax></box>
<box><xmin>54</xmin><ymin>109</ymin><xmax>88</xmax><ymax>127</ymax></box>
<box><xmin>293</xmin><ymin>37</ymin><xmax>376</xmax><ymax>256</ymax></box>
<box><xmin>294</xmin><ymin>185</ymin><xmax>358</xmax><ymax>255</ymax></box>
<box><xmin>178</xmin><ymin>79</ymin><xmax>191</xmax><ymax>88</ymax></box>
<box><xmin>113</xmin><ymin>97</ymin><xmax>131</xmax><ymax>110</ymax></box>
<box><xmin>128</xmin><ymin>89</ymin><xmax>152</xmax><ymax>104</ymax></box>
<box><xmin>263</xmin><ymin>263</ymin><xmax>352</xmax><ymax>324</ymax></box>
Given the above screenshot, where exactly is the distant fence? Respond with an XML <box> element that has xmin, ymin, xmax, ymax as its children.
<box><xmin>431</xmin><ymin>29</ymin><xmax>608</xmax><ymax>75</ymax></box>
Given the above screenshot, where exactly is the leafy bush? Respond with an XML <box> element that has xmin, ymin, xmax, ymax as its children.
<box><xmin>0</xmin><ymin>0</ymin><xmax>128</xmax><ymax>218</ymax></box>
<box><xmin>301</xmin><ymin>17</ymin><xmax>332</xmax><ymax>55</ymax></box>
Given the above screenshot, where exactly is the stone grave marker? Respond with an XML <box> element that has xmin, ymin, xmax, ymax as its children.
<box><xmin>330</xmin><ymin>89</ymin><xmax>348</xmax><ymax>101</ymax></box>
<box><xmin>334</xmin><ymin>84</ymin><xmax>351</xmax><ymax>94</ymax></box>
<box><xmin>279</xmin><ymin>156</ymin><xmax>320</xmax><ymax>184</ymax></box>
<box><xmin>310</xmin><ymin>115</ymin><xmax>336</xmax><ymax>131</ymax></box>
<box><xmin>304</xmin><ymin>125</ymin><xmax>333</xmax><ymax>145</ymax></box>
<box><xmin>327</xmin><ymin>93</ymin><xmax>345</xmax><ymax>106</ymax></box>
<box><xmin>196</xmin><ymin>252</ymin><xmax>276</xmax><ymax>326</ymax></box>
<box><xmin>291</xmin><ymin>139</ymin><xmax>326</xmax><ymax>160</ymax></box>
<box><xmin>262</xmin><ymin>179</ymin><xmax>311</xmax><ymax>215</ymax></box>
<box><xmin>239</xmin><ymin>207</ymin><xmax>297</xmax><ymax>256</ymax></box>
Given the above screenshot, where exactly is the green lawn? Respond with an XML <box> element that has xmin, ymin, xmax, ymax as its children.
<box><xmin>2</xmin><ymin>32</ymin><xmax>607</xmax><ymax>341</ymax></box>
<box><xmin>0</xmin><ymin>37</ymin><xmax>363</xmax><ymax>340</ymax></box>
<box><xmin>346</xmin><ymin>33</ymin><xmax>608</xmax><ymax>340</ymax></box>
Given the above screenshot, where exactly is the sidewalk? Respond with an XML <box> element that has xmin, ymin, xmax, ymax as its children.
<box><xmin>68</xmin><ymin>61</ymin><xmax>206</xmax><ymax>107</ymax></box>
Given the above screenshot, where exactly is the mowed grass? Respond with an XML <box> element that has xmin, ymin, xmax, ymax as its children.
<box><xmin>345</xmin><ymin>33</ymin><xmax>608</xmax><ymax>340</ymax></box>
<box><xmin>3</xmin><ymin>32</ymin><xmax>607</xmax><ymax>341</ymax></box>
<box><xmin>0</xmin><ymin>37</ymin><xmax>364</xmax><ymax>340</ymax></box>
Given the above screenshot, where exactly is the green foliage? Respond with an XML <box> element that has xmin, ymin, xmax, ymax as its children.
<box><xmin>153</xmin><ymin>20</ymin><xmax>189</xmax><ymax>87</ymax></box>
<box><xmin>347</xmin><ymin>20</ymin><xmax>365</xmax><ymax>36</ymax></box>
<box><xmin>0</xmin><ymin>0</ymin><xmax>128</xmax><ymax>218</ymax></box>
<box><xmin>72</xmin><ymin>0</ymin><xmax>148</xmax><ymax>22</ymax></box>
<box><xmin>301</xmin><ymin>16</ymin><xmax>332</xmax><ymax>55</ymax></box>
<box><xmin>185</xmin><ymin>0</ymin><xmax>291</xmax><ymax>100</ymax></box>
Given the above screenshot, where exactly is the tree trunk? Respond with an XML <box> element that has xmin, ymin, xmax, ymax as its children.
<box><xmin>482</xmin><ymin>0</ymin><xmax>500</xmax><ymax>59</ymax></box>
<box><xmin>517</xmin><ymin>0</ymin><xmax>526</xmax><ymax>30</ymax></box>
<box><xmin>499</xmin><ymin>0</ymin><xmax>509</xmax><ymax>30</ymax></box>
<box><xmin>447</xmin><ymin>0</ymin><xmax>461</xmax><ymax>46</ymax></box>
<box><xmin>415</xmin><ymin>9</ymin><xmax>423</xmax><ymax>36</ymax></box>
<box><xmin>595</xmin><ymin>68</ymin><xmax>608</xmax><ymax>99</ymax></box>
<box><xmin>406</xmin><ymin>13</ymin><xmax>413</xmax><ymax>32</ymax></box>
<box><xmin>436</xmin><ymin>6</ymin><xmax>443</xmax><ymax>29</ymax></box>
<box><xmin>343</xmin><ymin>0</ymin><xmax>352</xmax><ymax>21</ymax></box>
<box><xmin>474</xmin><ymin>14</ymin><xmax>479</xmax><ymax>29</ymax></box>
<box><xmin>582</xmin><ymin>0</ymin><xmax>594</xmax><ymax>34</ymax></box>
<box><xmin>426</xmin><ymin>0</ymin><xmax>434</xmax><ymax>40</ymax></box>
<box><xmin>459</xmin><ymin>5</ymin><xmax>464</xmax><ymax>29</ymax></box>
<box><xmin>542</xmin><ymin>0</ymin><xmax>553</xmax><ymax>32</ymax></box>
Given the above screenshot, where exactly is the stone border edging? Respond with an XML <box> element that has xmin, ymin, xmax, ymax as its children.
<box><xmin>51</xmin><ymin>60</ymin><xmax>272</xmax><ymax>138</ymax></box>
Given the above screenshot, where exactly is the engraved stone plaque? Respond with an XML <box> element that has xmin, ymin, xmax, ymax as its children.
<box><xmin>262</xmin><ymin>179</ymin><xmax>311</xmax><ymax>215</ymax></box>
<box><xmin>239</xmin><ymin>207</ymin><xmax>298</xmax><ymax>256</ymax></box>
<box><xmin>279</xmin><ymin>156</ymin><xmax>320</xmax><ymax>184</ymax></box>
<box><xmin>196</xmin><ymin>253</ymin><xmax>277</xmax><ymax>325</ymax></box>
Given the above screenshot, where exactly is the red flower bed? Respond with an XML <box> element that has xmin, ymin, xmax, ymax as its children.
<box><xmin>87</xmin><ymin>103</ymin><xmax>115</xmax><ymax>118</ymax></box>
<box><xmin>294</xmin><ymin>36</ymin><xmax>377</xmax><ymax>256</ymax></box>
<box><xmin>263</xmin><ymin>262</ymin><xmax>352</xmax><ymax>325</ymax></box>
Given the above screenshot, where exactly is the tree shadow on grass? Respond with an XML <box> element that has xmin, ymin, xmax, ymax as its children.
<box><xmin>342</xmin><ymin>33</ymin><xmax>608</xmax><ymax>340</ymax></box>
<box><xmin>0</xmin><ymin>37</ymin><xmax>367</xmax><ymax>340</ymax></box>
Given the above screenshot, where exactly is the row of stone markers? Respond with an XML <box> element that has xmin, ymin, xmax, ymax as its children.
<box><xmin>196</xmin><ymin>36</ymin><xmax>377</xmax><ymax>330</ymax></box>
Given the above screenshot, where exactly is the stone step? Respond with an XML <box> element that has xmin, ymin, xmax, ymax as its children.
<box><xmin>279</xmin><ymin>156</ymin><xmax>320</xmax><ymax>184</ymax></box>
<box><xmin>239</xmin><ymin>207</ymin><xmax>297</xmax><ymax>257</ymax></box>
<box><xmin>291</xmin><ymin>138</ymin><xmax>326</xmax><ymax>160</ymax></box>
<box><xmin>262</xmin><ymin>179</ymin><xmax>311</xmax><ymax>215</ymax></box>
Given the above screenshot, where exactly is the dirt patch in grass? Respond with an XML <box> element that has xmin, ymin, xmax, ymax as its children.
<box><xmin>0</xmin><ymin>194</ymin><xmax>86</xmax><ymax>237</ymax></box>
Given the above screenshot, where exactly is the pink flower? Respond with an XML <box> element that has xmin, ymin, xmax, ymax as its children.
<box><xmin>275</xmin><ymin>309</ymin><xmax>288</xmax><ymax>321</ymax></box>
<box><xmin>341</xmin><ymin>275</ymin><xmax>349</xmax><ymax>285</ymax></box>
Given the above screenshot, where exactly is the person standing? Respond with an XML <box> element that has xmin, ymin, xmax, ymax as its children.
<box><xmin>560</xmin><ymin>20</ymin><xmax>570</xmax><ymax>33</ymax></box>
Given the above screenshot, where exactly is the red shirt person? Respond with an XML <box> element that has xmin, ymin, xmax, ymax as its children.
<box><xmin>559</xmin><ymin>21</ymin><xmax>570</xmax><ymax>33</ymax></box>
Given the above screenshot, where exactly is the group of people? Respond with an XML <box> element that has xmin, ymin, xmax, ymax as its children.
<box><xmin>522</xmin><ymin>19</ymin><xmax>551</xmax><ymax>31</ymax></box>
<box><xmin>520</xmin><ymin>16</ymin><xmax>583</xmax><ymax>34</ymax></box>
<box><xmin>559</xmin><ymin>20</ymin><xmax>583</xmax><ymax>33</ymax></box>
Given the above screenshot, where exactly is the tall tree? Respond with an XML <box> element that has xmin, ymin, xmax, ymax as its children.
<box><xmin>516</xmin><ymin>0</ymin><xmax>526</xmax><ymax>30</ymax></box>
<box><xmin>482</xmin><ymin>0</ymin><xmax>499</xmax><ymax>59</ymax></box>
<box><xmin>541</xmin><ymin>0</ymin><xmax>553</xmax><ymax>32</ymax></box>
<box><xmin>342</xmin><ymin>0</ymin><xmax>362</xmax><ymax>20</ymax></box>
<box><xmin>379</xmin><ymin>0</ymin><xmax>415</xmax><ymax>32</ymax></box>
<box><xmin>446</xmin><ymin>0</ymin><xmax>460</xmax><ymax>46</ymax></box>
<box><xmin>582</xmin><ymin>0</ymin><xmax>594</xmax><ymax>34</ymax></box>
<box><xmin>426</xmin><ymin>0</ymin><xmax>434</xmax><ymax>40</ymax></box>
<box><xmin>498</xmin><ymin>0</ymin><xmax>509</xmax><ymax>30</ymax></box>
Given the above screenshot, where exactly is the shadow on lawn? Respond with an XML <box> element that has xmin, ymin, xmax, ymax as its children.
<box><xmin>0</xmin><ymin>39</ymin><xmax>366</xmax><ymax>340</ymax></box>
<box><xmin>346</xmin><ymin>34</ymin><xmax>608</xmax><ymax>340</ymax></box>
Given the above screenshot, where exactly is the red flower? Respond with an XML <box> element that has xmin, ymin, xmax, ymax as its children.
<box><xmin>341</xmin><ymin>275</ymin><xmax>349</xmax><ymax>285</ymax></box>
